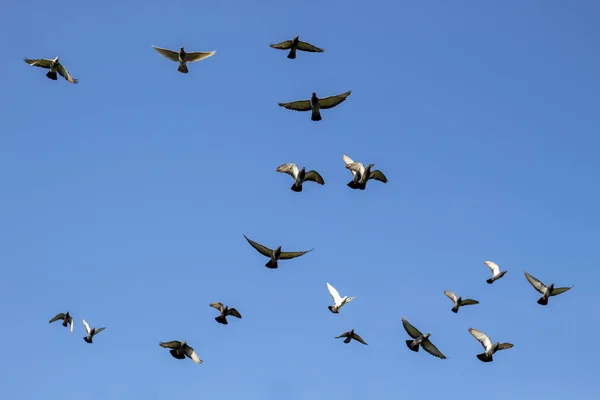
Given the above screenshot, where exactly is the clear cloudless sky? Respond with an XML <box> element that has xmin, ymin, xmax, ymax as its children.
<box><xmin>1</xmin><ymin>0</ymin><xmax>599</xmax><ymax>399</ymax></box>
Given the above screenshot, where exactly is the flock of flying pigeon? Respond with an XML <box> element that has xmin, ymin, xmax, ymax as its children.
<box><xmin>37</xmin><ymin>35</ymin><xmax>574</xmax><ymax>365</ymax></box>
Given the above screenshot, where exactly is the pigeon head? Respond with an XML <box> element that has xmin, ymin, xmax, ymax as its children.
<box><xmin>548</xmin><ymin>283</ymin><xmax>555</xmax><ymax>292</ymax></box>
<box><xmin>423</xmin><ymin>333</ymin><xmax>431</xmax><ymax>339</ymax></box>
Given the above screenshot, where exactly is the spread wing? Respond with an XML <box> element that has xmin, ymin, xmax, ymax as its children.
<box><xmin>335</xmin><ymin>331</ymin><xmax>350</xmax><ymax>339</ymax></box>
<box><xmin>69</xmin><ymin>318</ymin><xmax>74</xmax><ymax>333</ymax></box>
<box><xmin>276</xmin><ymin>163</ymin><xmax>298</xmax><ymax>179</ymax></box>
<box><xmin>159</xmin><ymin>340</ymin><xmax>182</xmax><ymax>349</ymax></box>
<box><xmin>484</xmin><ymin>261</ymin><xmax>500</xmax><ymax>275</ymax></box>
<box><xmin>444</xmin><ymin>291</ymin><xmax>458</xmax><ymax>303</ymax></box>
<box><xmin>82</xmin><ymin>319</ymin><xmax>91</xmax><ymax>335</ymax></box>
<box><xmin>369</xmin><ymin>170</ymin><xmax>388</xmax><ymax>183</ymax></box>
<box><xmin>279</xmin><ymin>249</ymin><xmax>313</xmax><ymax>259</ymax></box>
<box><xmin>152</xmin><ymin>45</ymin><xmax>179</xmax><ymax>62</ymax></box>
<box><xmin>422</xmin><ymin>340</ymin><xmax>447</xmax><ymax>359</ymax></box>
<box><xmin>342</xmin><ymin>155</ymin><xmax>357</xmax><ymax>177</ymax></box>
<box><xmin>304</xmin><ymin>170</ymin><xmax>324</xmax><ymax>185</ymax></box>
<box><xmin>278</xmin><ymin>99</ymin><xmax>312</xmax><ymax>112</ymax></box>
<box><xmin>351</xmin><ymin>332</ymin><xmax>368</xmax><ymax>345</ymax></box>
<box><xmin>401</xmin><ymin>317</ymin><xmax>422</xmax><ymax>339</ymax></box>
<box><xmin>468</xmin><ymin>328</ymin><xmax>492</xmax><ymax>351</ymax></box>
<box><xmin>49</xmin><ymin>313</ymin><xmax>65</xmax><ymax>323</ymax></box>
<box><xmin>497</xmin><ymin>343</ymin><xmax>514</xmax><ymax>351</ymax></box>
<box><xmin>243</xmin><ymin>235</ymin><xmax>273</xmax><ymax>257</ymax></box>
<box><xmin>209</xmin><ymin>302</ymin><xmax>224</xmax><ymax>312</ymax></box>
<box><xmin>270</xmin><ymin>40</ymin><xmax>293</xmax><ymax>50</ymax></box>
<box><xmin>94</xmin><ymin>327</ymin><xmax>105</xmax><ymax>335</ymax></box>
<box><xmin>524</xmin><ymin>271</ymin><xmax>547</xmax><ymax>294</ymax></box>
<box><xmin>318</xmin><ymin>90</ymin><xmax>351</xmax><ymax>109</ymax></box>
<box><xmin>186</xmin><ymin>50</ymin><xmax>216</xmax><ymax>63</ymax></box>
<box><xmin>183</xmin><ymin>345</ymin><xmax>203</xmax><ymax>364</ymax></box>
<box><xmin>297</xmin><ymin>40</ymin><xmax>324</xmax><ymax>53</ymax></box>
<box><xmin>346</xmin><ymin>162</ymin><xmax>364</xmax><ymax>174</ymax></box>
<box><xmin>460</xmin><ymin>299</ymin><xmax>479</xmax><ymax>306</ymax></box>
<box><xmin>226</xmin><ymin>308</ymin><xmax>242</xmax><ymax>319</ymax></box>
<box><xmin>326</xmin><ymin>282</ymin><xmax>343</xmax><ymax>305</ymax></box>
<box><xmin>56</xmin><ymin>63</ymin><xmax>78</xmax><ymax>84</ymax></box>
<box><xmin>551</xmin><ymin>286</ymin><xmax>574</xmax><ymax>296</ymax></box>
<box><xmin>24</xmin><ymin>57</ymin><xmax>53</xmax><ymax>69</ymax></box>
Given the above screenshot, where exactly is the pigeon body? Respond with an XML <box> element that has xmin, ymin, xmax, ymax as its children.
<box><xmin>468</xmin><ymin>328</ymin><xmax>513</xmax><ymax>362</ymax></box>
<box><xmin>484</xmin><ymin>260</ymin><xmax>507</xmax><ymax>284</ymax></box>
<box><xmin>342</xmin><ymin>155</ymin><xmax>388</xmax><ymax>190</ymax></box>
<box><xmin>270</xmin><ymin>35</ymin><xmax>323</xmax><ymax>59</ymax></box>
<box><xmin>276</xmin><ymin>163</ymin><xmax>324</xmax><ymax>192</ymax></box>
<box><xmin>24</xmin><ymin>57</ymin><xmax>78</xmax><ymax>83</ymax></box>
<box><xmin>326</xmin><ymin>282</ymin><xmax>355</xmax><ymax>313</ymax></box>
<box><xmin>82</xmin><ymin>319</ymin><xmax>105</xmax><ymax>344</ymax></box>
<box><xmin>152</xmin><ymin>45</ymin><xmax>215</xmax><ymax>73</ymax></box>
<box><xmin>210</xmin><ymin>302</ymin><xmax>242</xmax><ymax>324</ymax></box>
<box><xmin>243</xmin><ymin>234</ymin><xmax>312</xmax><ymax>268</ymax></box>
<box><xmin>523</xmin><ymin>271</ymin><xmax>573</xmax><ymax>306</ymax></box>
<box><xmin>443</xmin><ymin>291</ymin><xmax>479</xmax><ymax>313</ymax></box>
<box><xmin>401</xmin><ymin>317</ymin><xmax>446</xmax><ymax>359</ymax></box>
<box><xmin>49</xmin><ymin>311</ymin><xmax>74</xmax><ymax>333</ymax></box>
<box><xmin>335</xmin><ymin>329</ymin><xmax>367</xmax><ymax>345</ymax></box>
<box><xmin>278</xmin><ymin>91</ymin><xmax>351</xmax><ymax>121</ymax></box>
<box><xmin>159</xmin><ymin>340</ymin><xmax>203</xmax><ymax>364</ymax></box>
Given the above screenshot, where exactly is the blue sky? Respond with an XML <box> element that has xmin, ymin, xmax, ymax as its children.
<box><xmin>1</xmin><ymin>0</ymin><xmax>599</xmax><ymax>399</ymax></box>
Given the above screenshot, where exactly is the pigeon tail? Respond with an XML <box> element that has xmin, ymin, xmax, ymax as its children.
<box><xmin>476</xmin><ymin>352</ymin><xmax>493</xmax><ymax>362</ymax></box>
<box><xmin>287</xmin><ymin>48</ymin><xmax>297</xmax><ymax>59</ymax></box>
<box><xmin>265</xmin><ymin>259</ymin><xmax>278</xmax><ymax>269</ymax></box>
<box><xmin>215</xmin><ymin>315</ymin><xmax>228</xmax><ymax>324</ymax></box>
<box><xmin>451</xmin><ymin>305</ymin><xmax>459</xmax><ymax>313</ymax></box>
<box><xmin>291</xmin><ymin>183</ymin><xmax>303</xmax><ymax>192</ymax></box>
<box><xmin>178</xmin><ymin>63</ymin><xmax>189</xmax><ymax>73</ymax></box>
<box><xmin>311</xmin><ymin>109</ymin><xmax>322</xmax><ymax>121</ymax></box>
<box><xmin>537</xmin><ymin>297</ymin><xmax>549</xmax><ymax>306</ymax></box>
<box><xmin>84</xmin><ymin>336</ymin><xmax>92</xmax><ymax>344</ymax></box>
<box><xmin>343</xmin><ymin>336</ymin><xmax>351</xmax><ymax>343</ymax></box>
<box><xmin>347</xmin><ymin>181</ymin><xmax>360</xmax><ymax>189</ymax></box>
<box><xmin>486</xmin><ymin>278</ymin><xmax>494</xmax><ymax>284</ymax></box>
<box><xmin>46</xmin><ymin>70</ymin><xmax>57</xmax><ymax>80</ymax></box>
<box><xmin>328</xmin><ymin>305</ymin><xmax>338</xmax><ymax>314</ymax></box>
<box><xmin>62</xmin><ymin>320</ymin><xmax>68</xmax><ymax>327</ymax></box>
<box><xmin>406</xmin><ymin>340</ymin><xmax>419</xmax><ymax>352</ymax></box>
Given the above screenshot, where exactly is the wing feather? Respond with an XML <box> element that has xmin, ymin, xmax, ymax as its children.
<box><xmin>24</xmin><ymin>58</ymin><xmax>53</xmax><ymax>68</ymax></box>
<box><xmin>49</xmin><ymin>313</ymin><xmax>66</xmax><ymax>323</ymax></box>
<box><xmin>243</xmin><ymin>235</ymin><xmax>273</xmax><ymax>257</ymax></box>
<box><xmin>159</xmin><ymin>340</ymin><xmax>182</xmax><ymax>349</ymax></box>
<box><xmin>303</xmin><ymin>170</ymin><xmax>324</xmax><ymax>185</ymax></box>
<box><xmin>152</xmin><ymin>45</ymin><xmax>180</xmax><ymax>62</ymax></box>
<box><xmin>278</xmin><ymin>99</ymin><xmax>312</xmax><ymax>112</ymax></box>
<box><xmin>227</xmin><ymin>308</ymin><xmax>242</xmax><ymax>319</ymax></box>
<box><xmin>497</xmin><ymin>343</ymin><xmax>514</xmax><ymax>351</ymax></box>
<box><xmin>460</xmin><ymin>299</ymin><xmax>479</xmax><ymax>306</ymax></box>
<box><xmin>270</xmin><ymin>40</ymin><xmax>293</xmax><ymax>50</ymax></box>
<box><xmin>523</xmin><ymin>271</ymin><xmax>546</xmax><ymax>293</ymax></box>
<box><xmin>297</xmin><ymin>40</ymin><xmax>324</xmax><ymax>53</ymax></box>
<box><xmin>422</xmin><ymin>340</ymin><xmax>447</xmax><ymax>359</ymax></box>
<box><xmin>369</xmin><ymin>170</ymin><xmax>388</xmax><ymax>183</ymax></box>
<box><xmin>468</xmin><ymin>328</ymin><xmax>492</xmax><ymax>351</ymax></box>
<box><xmin>276</xmin><ymin>163</ymin><xmax>298</xmax><ymax>179</ymax></box>
<box><xmin>326</xmin><ymin>282</ymin><xmax>343</xmax><ymax>305</ymax></box>
<box><xmin>484</xmin><ymin>261</ymin><xmax>500</xmax><ymax>275</ymax></box>
<box><xmin>318</xmin><ymin>90</ymin><xmax>352</xmax><ymax>109</ymax></box>
<box><xmin>279</xmin><ymin>249</ymin><xmax>313</xmax><ymax>259</ymax></box>
<box><xmin>444</xmin><ymin>291</ymin><xmax>458</xmax><ymax>303</ymax></box>
<box><xmin>184</xmin><ymin>345</ymin><xmax>203</xmax><ymax>364</ymax></box>
<box><xmin>401</xmin><ymin>317</ymin><xmax>422</xmax><ymax>339</ymax></box>
<box><xmin>550</xmin><ymin>286</ymin><xmax>573</xmax><ymax>296</ymax></box>
<box><xmin>209</xmin><ymin>302</ymin><xmax>224</xmax><ymax>312</ymax></box>
<box><xmin>56</xmin><ymin>63</ymin><xmax>78</xmax><ymax>84</ymax></box>
<box><xmin>186</xmin><ymin>51</ymin><xmax>216</xmax><ymax>63</ymax></box>
<box><xmin>351</xmin><ymin>332</ymin><xmax>368</xmax><ymax>345</ymax></box>
<box><xmin>82</xmin><ymin>319</ymin><xmax>91</xmax><ymax>335</ymax></box>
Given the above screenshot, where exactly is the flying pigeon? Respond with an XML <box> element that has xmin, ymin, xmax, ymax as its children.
<box><xmin>443</xmin><ymin>290</ymin><xmax>479</xmax><ymax>313</ymax></box>
<box><xmin>49</xmin><ymin>311</ymin><xmax>74</xmax><ymax>333</ymax></box>
<box><xmin>523</xmin><ymin>271</ymin><xmax>574</xmax><ymax>306</ymax></box>
<box><xmin>159</xmin><ymin>340</ymin><xmax>203</xmax><ymax>364</ymax></box>
<box><xmin>276</xmin><ymin>163</ymin><xmax>325</xmax><ymax>192</ymax></box>
<box><xmin>335</xmin><ymin>329</ymin><xmax>367</xmax><ymax>345</ymax></box>
<box><xmin>401</xmin><ymin>317</ymin><xmax>447</xmax><ymax>359</ymax></box>
<box><xmin>82</xmin><ymin>319</ymin><xmax>105</xmax><ymax>344</ymax></box>
<box><xmin>342</xmin><ymin>154</ymin><xmax>388</xmax><ymax>190</ymax></box>
<box><xmin>484</xmin><ymin>260</ymin><xmax>507</xmax><ymax>284</ymax></box>
<box><xmin>243</xmin><ymin>234</ymin><xmax>312</xmax><ymax>269</ymax></box>
<box><xmin>278</xmin><ymin>91</ymin><xmax>351</xmax><ymax>121</ymax></box>
<box><xmin>270</xmin><ymin>35</ymin><xmax>324</xmax><ymax>59</ymax></box>
<box><xmin>152</xmin><ymin>45</ymin><xmax>215</xmax><ymax>74</ymax></box>
<box><xmin>326</xmin><ymin>282</ymin><xmax>355</xmax><ymax>313</ymax></box>
<box><xmin>468</xmin><ymin>327</ymin><xmax>513</xmax><ymax>363</ymax></box>
<box><xmin>209</xmin><ymin>302</ymin><xmax>242</xmax><ymax>324</ymax></box>
<box><xmin>24</xmin><ymin>57</ymin><xmax>78</xmax><ymax>83</ymax></box>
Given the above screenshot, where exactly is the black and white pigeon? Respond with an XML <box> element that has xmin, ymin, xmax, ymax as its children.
<box><xmin>484</xmin><ymin>260</ymin><xmax>507</xmax><ymax>284</ymax></box>
<box><xmin>159</xmin><ymin>340</ymin><xmax>202</xmax><ymax>364</ymax></box>
<box><xmin>335</xmin><ymin>329</ymin><xmax>367</xmax><ymax>345</ymax></box>
<box><xmin>278</xmin><ymin>91</ymin><xmax>351</xmax><ymax>121</ymax></box>
<box><xmin>443</xmin><ymin>290</ymin><xmax>479</xmax><ymax>313</ymax></box>
<box><xmin>401</xmin><ymin>317</ymin><xmax>447</xmax><ymax>359</ymax></box>
<box><xmin>152</xmin><ymin>45</ymin><xmax>215</xmax><ymax>73</ymax></box>
<box><xmin>49</xmin><ymin>311</ymin><xmax>74</xmax><ymax>333</ymax></box>
<box><xmin>468</xmin><ymin>327</ymin><xmax>513</xmax><ymax>363</ymax></box>
<box><xmin>276</xmin><ymin>163</ymin><xmax>324</xmax><ymax>192</ymax></box>
<box><xmin>82</xmin><ymin>319</ymin><xmax>105</xmax><ymax>344</ymax></box>
<box><xmin>24</xmin><ymin>57</ymin><xmax>78</xmax><ymax>83</ymax></box>
<box><xmin>342</xmin><ymin>155</ymin><xmax>388</xmax><ymax>190</ymax></box>
<box><xmin>209</xmin><ymin>302</ymin><xmax>242</xmax><ymax>324</ymax></box>
<box><xmin>243</xmin><ymin>234</ymin><xmax>312</xmax><ymax>269</ymax></box>
<box><xmin>523</xmin><ymin>271</ymin><xmax>574</xmax><ymax>306</ymax></box>
<box><xmin>270</xmin><ymin>35</ymin><xmax>324</xmax><ymax>59</ymax></box>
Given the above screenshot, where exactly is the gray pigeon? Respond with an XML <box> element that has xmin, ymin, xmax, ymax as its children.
<box><xmin>49</xmin><ymin>311</ymin><xmax>74</xmax><ymax>333</ymax></box>
<box><xmin>524</xmin><ymin>271</ymin><xmax>573</xmax><ymax>306</ymax></box>
<box><xmin>468</xmin><ymin>327</ymin><xmax>513</xmax><ymax>363</ymax></box>
<box><xmin>152</xmin><ymin>45</ymin><xmax>215</xmax><ymax>73</ymax></box>
<box><xmin>484</xmin><ymin>260</ymin><xmax>507</xmax><ymax>284</ymax></box>
<box><xmin>82</xmin><ymin>319</ymin><xmax>105</xmax><ymax>344</ymax></box>
<box><xmin>270</xmin><ymin>35</ymin><xmax>324</xmax><ymax>59</ymax></box>
<box><xmin>276</xmin><ymin>163</ymin><xmax>324</xmax><ymax>192</ymax></box>
<box><xmin>444</xmin><ymin>290</ymin><xmax>479</xmax><ymax>313</ymax></box>
<box><xmin>342</xmin><ymin>154</ymin><xmax>388</xmax><ymax>190</ymax></box>
<box><xmin>210</xmin><ymin>302</ymin><xmax>242</xmax><ymax>324</ymax></box>
<box><xmin>335</xmin><ymin>329</ymin><xmax>367</xmax><ymax>345</ymax></box>
<box><xmin>159</xmin><ymin>340</ymin><xmax>202</xmax><ymax>364</ymax></box>
<box><xmin>278</xmin><ymin>91</ymin><xmax>351</xmax><ymax>121</ymax></box>
<box><xmin>24</xmin><ymin>57</ymin><xmax>78</xmax><ymax>83</ymax></box>
<box><xmin>243</xmin><ymin>234</ymin><xmax>312</xmax><ymax>269</ymax></box>
<box><xmin>401</xmin><ymin>317</ymin><xmax>447</xmax><ymax>359</ymax></box>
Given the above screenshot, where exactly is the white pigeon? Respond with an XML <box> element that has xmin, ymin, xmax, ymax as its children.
<box><xmin>326</xmin><ymin>282</ymin><xmax>355</xmax><ymax>313</ymax></box>
<box><xmin>484</xmin><ymin>260</ymin><xmax>507</xmax><ymax>284</ymax></box>
<box><xmin>468</xmin><ymin>327</ymin><xmax>513</xmax><ymax>362</ymax></box>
